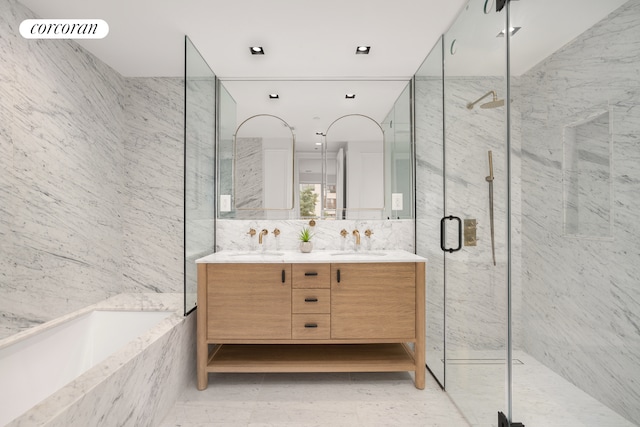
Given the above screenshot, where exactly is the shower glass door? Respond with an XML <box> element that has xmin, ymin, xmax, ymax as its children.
<box><xmin>442</xmin><ymin>0</ymin><xmax>510</xmax><ymax>424</ymax></box>
<box><xmin>415</xmin><ymin>36</ymin><xmax>445</xmax><ymax>387</ymax></box>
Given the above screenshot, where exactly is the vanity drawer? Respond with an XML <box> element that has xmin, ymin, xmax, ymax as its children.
<box><xmin>292</xmin><ymin>263</ymin><xmax>330</xmax><ymax>289</ymax></box>
<box><xmin>292</xmin><ymin>314</ymin><xmax>330</xmax><ymax>339</ymax></box>
<box><xmin>292</xmin><ymin>289</ymin><xmax>330</xmax><ymax>313</ymax></box>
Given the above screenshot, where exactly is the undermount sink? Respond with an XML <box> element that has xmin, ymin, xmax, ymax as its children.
<box><xmin>331</xmin><ymin>251</ymin><xmax>387</xmax><ymax>256</ymax></box>
<box><xmin>227</xmin><ymin>251</ymin><xmax>284</xmax><ymax>257</ymax></box>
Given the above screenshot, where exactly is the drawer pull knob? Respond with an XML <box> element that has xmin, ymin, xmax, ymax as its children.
<box><xmin>304</xmin><ymin>323</ymin><xmax>318</xmax><ymax>328</ymax></box>
<box><xmin>304</xmin><ymin>297</ymin><xmax>318</xmax><ymax>303</ymax></box>
<box><xmin>304</xmin><ymin>272</ymin><xmax>318</xmax><ymax>276</ymax></box>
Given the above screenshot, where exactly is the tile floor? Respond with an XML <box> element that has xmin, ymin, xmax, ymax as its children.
<box><xmin>159</xmin><ymin>371</ymin><xmax>470</xmax><ymax>427</ymax></box>
<box><xmin>442</xmin><ymin>351</ymin><xmax>636</xmax><ymax>427</ymax></box>
<box><xmin>160</xmin><ymin>351</ymin><xmax>638</xmax><ymax>427</ymax></box>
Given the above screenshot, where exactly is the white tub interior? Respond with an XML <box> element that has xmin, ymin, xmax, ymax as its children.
<box><xmin>0</xmin><ymin>310</ymin><xmax>172</xmax><ymax>426</ymax></box>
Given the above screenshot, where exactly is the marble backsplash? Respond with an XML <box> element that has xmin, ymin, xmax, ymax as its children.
<box><xmin>215</xmin><ymin>219</ymin><xmax>414</xmax><ymax>253</ymax></box>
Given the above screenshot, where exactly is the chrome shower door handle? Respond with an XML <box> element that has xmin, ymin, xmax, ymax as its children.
<box><xmin>440</xmin><ymin>215</ymin><xmax>462</xmax><ymax>253</ymax></box>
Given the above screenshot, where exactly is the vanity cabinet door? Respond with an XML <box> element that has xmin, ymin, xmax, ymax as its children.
<box><xmin>331</xmin><ymin>262</ymin><xmax>415</xmax><ymax>340</ymax></box>
<box><xmin>207</xmin><ymin>263</ymin><xmax>291</xmax><ymax>340</ymax></box>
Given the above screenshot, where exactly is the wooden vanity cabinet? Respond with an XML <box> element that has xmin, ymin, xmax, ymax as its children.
<box><xmin>197</xmin><ymin>259</ymin><xmax>425</xmax><ymax>391</ymax></box>
<box><xmin>291</xmin><ymin>263</ymin><xmax>331</xmax><ymax>339</ymax></box>
<box><xmin>205</xmin><ymin>263</ymin><xmax>291</xmax><ymax>340</ymax></box>
<box><xmin>331</xmin><ymin>263</ymin><xmax>415</xmax><ymax>340</ymax></box>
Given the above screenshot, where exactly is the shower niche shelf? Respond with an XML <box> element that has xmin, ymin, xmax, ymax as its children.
<box><xmin>562</xmin><ymin>107</ymin><xmax>613</xmax><ymax>239</ymax></box>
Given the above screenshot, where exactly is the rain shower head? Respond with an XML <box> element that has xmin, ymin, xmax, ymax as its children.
<box><xmin>466</xmin><ymin>90</ymin><xmax>504</xmax><ymax>109</ymax></box>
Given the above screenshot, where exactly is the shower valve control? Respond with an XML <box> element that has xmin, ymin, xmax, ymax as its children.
<box><xmin>464</xmin><ymin>219</ymin><xmax>477</xmax><ymax>246</ymax></box>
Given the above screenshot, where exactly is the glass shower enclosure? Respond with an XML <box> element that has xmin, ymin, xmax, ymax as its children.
<box><xmin>415</xmin><ymin>0</ymin><xmax>639</xmax><ymax>425</ymax></box>
<box><xmin>184</xmin><ymin>36</ymin><xmax>216</xmax><ymax>315</ymax></box>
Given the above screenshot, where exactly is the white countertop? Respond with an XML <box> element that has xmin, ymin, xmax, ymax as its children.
<box><xmin>196</xmin><ymin>249</ymin><xmax>426</xmax><ymax>264</ymax></box>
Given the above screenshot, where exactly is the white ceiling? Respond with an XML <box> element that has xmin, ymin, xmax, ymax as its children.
<box><xmin>17</xmin><ymin>0</ymin><xmax>468</xmax><ymax>79</ymax></box>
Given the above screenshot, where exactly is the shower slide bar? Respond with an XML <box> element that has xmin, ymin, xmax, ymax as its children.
<box><xmin>486</xmin><ymin>150</ymin><xmax>496</xmax><ymax>266</ymax></box>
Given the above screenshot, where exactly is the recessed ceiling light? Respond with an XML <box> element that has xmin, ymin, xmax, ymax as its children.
<box><xmin>250</xmin><ymin>46</ymin><xmax>264</xmax><ymax>55</ymax></box>
<box><xmin>497</xmin><ymin>27</ymin><xmax>521</xmax><ymax>37</ymax></box>
<box><xmin>269</xmin><ymin>93</ymin><xmax>279</xmax><ymax>99</ymax></box>
<box><xmin>315</xmin><ymin>142</ymin><xmax>322</xmax><ymax>146</ymax></box>
<box><xmin>345</xmin><ymin>93</ymin><xmax>356</xmax><ymax>99</ymax></box>
<box><xmin>356</xmin><ymin>46</ymin><xmax>370</xmax><ymax>54</ymax></box>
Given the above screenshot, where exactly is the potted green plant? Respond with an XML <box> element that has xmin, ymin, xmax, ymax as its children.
<box><xmin>298</xmin><ymin>227</ymin><xmax>314</xmax><ymax>253</ymax></box>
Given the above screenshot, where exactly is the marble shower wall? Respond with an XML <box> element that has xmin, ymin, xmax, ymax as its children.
<box><xmin>516</xmin><ymin>1</ymin><xmax>640</xmax><ymax>421</ymax></box>
<box><xmin>0</xmin><ymin>0</ymin><xmax>185</xmax><ymax>339</ymax></box>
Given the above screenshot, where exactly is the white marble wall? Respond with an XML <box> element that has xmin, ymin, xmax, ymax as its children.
<box><xmin>185</xmin><ymin>77</ymin><xmax>216</xmax><ymax>312</ymax></box>
<box><xmin>122</xmin><ymin>77</ymin><xmax>184</xmax><ymax>294</ymax></box>
<box><xmin>0</xmin><ymin>0</ymin><xmax>126</xmax><ymax>338</ymax></box>
<box><xmin>517</xmin><ymin>0</ymin><xmax>640</xmax><ymax>422</ymax></box>
<box><xmin>216</xmin><ymin>219</ymin><xmax>414</xmax><ymax>253</ymax></box>
<box><xmin>0</xmin><ymin>0</ymin><xmax>185</xmax><ymax>338</ymax></box>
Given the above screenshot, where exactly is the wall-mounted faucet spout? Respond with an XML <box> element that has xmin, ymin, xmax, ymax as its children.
<box><xmin>259</xmin><ymin>229</ymin><xmax>268</xmax><ymax>245</ymax></box>
<box><xmin>352</xmin><ymin>229</ymin><xmax>361</xmax><ymax>247</ymax></box>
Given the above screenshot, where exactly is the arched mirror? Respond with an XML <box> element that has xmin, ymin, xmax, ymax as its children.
<box><xmin>233</xmin><ymin>114</ymin><xmax>295</xmax><ymax>214</ymax></box>
<box><xmin>324</xmin><ymin>114</ymin><xmax>385</xmax><ymax>220</ymax></box>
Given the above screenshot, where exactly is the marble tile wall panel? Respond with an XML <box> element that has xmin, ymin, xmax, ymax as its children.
<box><xmin>517</xmin><ymin>0</ymin><xmax>640</xmax><ymax>421</ymax></box>
<box><xmin>0</xmin><ymin>0</ymin><xmax>18</xmax><ymax>338</ymax></box>
<box><xmin>1</xmin><ymin>0</ymin><xmax>188</xmax><ymax>338</ymax></box>
<box><xmin>185</xmin><ymin>78</ymin><xmax>216</xmax><ymax>257</ymax></box>
<box><xmin>215</xmin><ymin>219</ymin><xmax>414</xmax><ymax>253</ymax></box>
<box><xmin>184</xmin><ymin>77</ymin><xmax>216</xmax><ymax>313</ymax></box>
<box><xmin>0</xmin><ymin>0</ymin><xmax>126</xmax><ymax>339</ymax></box>
<box><xmin>121</xmin><ymin>77</ymin><xmax>184</xmax><ymax>294</ymax></box>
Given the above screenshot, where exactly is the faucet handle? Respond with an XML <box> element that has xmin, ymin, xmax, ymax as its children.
<box><xmin>247</xmin><ymin>228</ymin><xmax>256</xmax><ymax>237</ymax></box>
<box><xmin>340</xmin><ymin>229</ymin><xmax>348</xmax><ymax>238</ymax></box>
<box><xmin>364</xmin><ymin>229</ymin><xmax>373</xmax><ymax>238</ymax></box>
<box><xmin>273</xmin><ymin>228</ymin><xmax>280</xmax><ymax>237</ymax></box>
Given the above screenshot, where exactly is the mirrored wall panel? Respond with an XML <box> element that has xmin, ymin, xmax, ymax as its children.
<box><xmin>216</xmin><ymin>80</ymin><xmax>413</xmax><ymax>220</ymax></box>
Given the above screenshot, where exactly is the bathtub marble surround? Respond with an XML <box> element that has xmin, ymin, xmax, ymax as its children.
<box><xmin>215</xmin><ymin>219</ymin><xmax>414</xmax><ymax>253</ymax></box>
<box><xmin>2</xmin><ymin>293</ymin><xmax>195</xmax><ymax>427</ymax></box>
